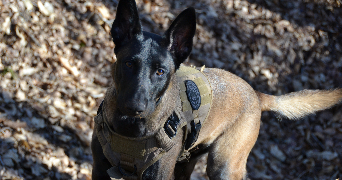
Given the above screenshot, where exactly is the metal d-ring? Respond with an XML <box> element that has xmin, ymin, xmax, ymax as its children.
<box><xmin>118</xmin><ymin>162</ymin><xmax>137</xmax><ymax>176</ymax></box>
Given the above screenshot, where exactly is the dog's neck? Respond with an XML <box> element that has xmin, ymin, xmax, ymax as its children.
<box><xmin>104</xmin><ymin>74</ymin><xmax>181</xmax><ymax>138</ymax></box>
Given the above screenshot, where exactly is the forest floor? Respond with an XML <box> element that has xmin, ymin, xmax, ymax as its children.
<box><xmin>1</xmin><ymin>0</ymin><xmax>342</xmax><ymax>179</ymax></box>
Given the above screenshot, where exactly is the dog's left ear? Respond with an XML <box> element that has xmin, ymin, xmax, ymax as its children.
<box><xmin>164</xmin><ymin>8</ymin><xmax>196</xmax><ymax>68</ymax></box>
<box><xmin>111</xmin><ymin>0</ymin><xmax>142</xmax><ymax>52</ymax></box>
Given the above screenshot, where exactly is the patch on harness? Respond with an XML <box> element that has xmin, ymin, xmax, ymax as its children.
<box><xmin>164</xmin><ymin>112</ymin><xmax>180</xmax><ymax>138</ymax></box>
<box><xmin>185</xmin><ymin>80</ymin><xmax>201</xmax><ymax>110</ymax></box>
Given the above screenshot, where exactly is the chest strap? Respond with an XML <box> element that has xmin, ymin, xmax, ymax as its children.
<box><xmin>94</xmin><ymin>102</ymin><xmax>187</xmax><ymax>180</ymax></box>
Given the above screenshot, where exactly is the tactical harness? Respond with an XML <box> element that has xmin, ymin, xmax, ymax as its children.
<box><xmin>94</xmin><ymin>66</ymin><xmax>212</xmax><ymax>180</ymax></box>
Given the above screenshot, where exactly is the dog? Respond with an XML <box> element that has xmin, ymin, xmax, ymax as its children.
<box><xmin>91</xmin><ymin>0</ymin><xmax>342</xmax><ymax>179</ymax></box>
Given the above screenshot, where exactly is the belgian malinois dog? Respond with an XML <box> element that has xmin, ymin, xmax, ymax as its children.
<box><xmin>91</xmin><ymin>0</ymin><xmax>342</xmax><ymax>179</ymax></box>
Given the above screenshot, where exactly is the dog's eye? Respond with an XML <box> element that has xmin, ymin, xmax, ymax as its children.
<box><xmin>156</xmin><ymin>69</ymin><xmax>164</xmax><ymax>76</ymax></box>
<box><xmin>125</xmin><ymin>62</ymin><xmax>133</xmax><ymax>68</ymax></box>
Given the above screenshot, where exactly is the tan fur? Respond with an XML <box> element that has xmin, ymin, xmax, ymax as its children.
<box><xmin>257</xmin><ymin>89</ymin><xmax>342</xmax><ymax>119</ymax></box>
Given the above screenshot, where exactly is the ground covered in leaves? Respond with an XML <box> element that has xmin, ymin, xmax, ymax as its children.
<box><xmin>1</xmin><ymin>0</ymin><xmax>341</xmax><ymax>179</ymax></box>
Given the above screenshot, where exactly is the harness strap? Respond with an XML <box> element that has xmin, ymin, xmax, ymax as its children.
<box><xmin>95</xmin><ymin>100</ymin><xmax>187</xmax><ymax>180</ymax></box>
<box><xmin>176</xmin><ymin>66</ymin><xmax>212</xmax><ymax>152</ymax></box>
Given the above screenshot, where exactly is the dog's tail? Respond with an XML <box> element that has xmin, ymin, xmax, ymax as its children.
<box><xmin>257</xmin><ymin>89</ymin><xmax>342</xmax><ymax>119</ymax></box>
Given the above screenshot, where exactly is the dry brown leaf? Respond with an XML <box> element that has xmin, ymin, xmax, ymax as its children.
<box><xmin>59</xmin><ymin>57</ymin><xmax>80</xmax><ymax>77</ymax></box>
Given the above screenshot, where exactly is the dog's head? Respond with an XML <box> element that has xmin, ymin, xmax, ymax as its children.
<box><xmin>111</xmin><ymin>0</ymin><xmax>196</xmax><ymax>119</ymax></box>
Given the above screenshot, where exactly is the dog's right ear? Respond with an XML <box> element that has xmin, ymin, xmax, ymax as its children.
<box><xmin>111</xmin><ymin>0</ymin><xmax>142</xmax><ymax>52</ymax></box>
<box><xmin>164</xmin><ymin>8</ymin><xmax>196</xmax><ymax>68</ymax></box>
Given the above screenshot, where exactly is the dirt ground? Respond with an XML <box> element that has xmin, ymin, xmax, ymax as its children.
<box><xmin>1</xmin><ymin>0</ymin><xmax>342</xmax><ymax>179</ymax></box>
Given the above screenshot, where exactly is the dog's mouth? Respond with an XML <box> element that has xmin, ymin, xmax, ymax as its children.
<box><xmin>116</xmin><ymin>109</ymin><xmax>147</xmax><ymax>122</ymax></box>
<box><xmin>113</xmin><ymin>109</ymin><xmax>147</xmax><ymax>137</ymax></box>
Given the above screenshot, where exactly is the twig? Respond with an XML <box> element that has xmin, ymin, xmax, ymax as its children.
<box><xmin>0</xmin><ymin>118</ymin><xmax>27</xmax><ymax>129</ymax></box>
<box><xmin>21</xmin><ymin>28</ymin><xmax>42</xmax><ymax>47</ymax></box>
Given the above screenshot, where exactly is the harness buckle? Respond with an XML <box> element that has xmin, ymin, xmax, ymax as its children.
<box><xmin>164</xmin><ymin>113</ymin><xmax>180</xmax><ymax>138</ymax></box>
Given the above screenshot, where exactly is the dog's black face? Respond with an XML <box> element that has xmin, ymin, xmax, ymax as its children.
<box><xmin>114</xmin><ymin>32</ymin><xmax>173</xmax><ymax>117</ymax></box>
<box><xmin>110</xmin><ymin>0</ymin><xmax>196</xmax><ymax>137</ymax></box>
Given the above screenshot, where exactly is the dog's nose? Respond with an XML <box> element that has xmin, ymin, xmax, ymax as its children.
<box><xmin>129</xmin><ymin>108</ymin><xmax>144</xmax><ymax>115</ymax></box>
<box><xmin>124</xmin><ymin>103</ymin><xmax>146</xmax><ymax>116</ymax></box>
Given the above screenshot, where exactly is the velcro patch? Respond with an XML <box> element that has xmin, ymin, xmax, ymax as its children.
<box><xmin>185</xmin><ymin>80</ymin><xmax>201</xmax><ymax>110</ymax></box>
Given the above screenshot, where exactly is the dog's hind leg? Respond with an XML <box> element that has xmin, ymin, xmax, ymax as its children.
<box><xmin>91</xmin><ymin>133</ymin><xmax>112</xmax><ymax>180</ymax></box>
<box><xmin>206</xmin><ymin>111</ymin><xmax>261</xmax><ymax>180</ymax></box>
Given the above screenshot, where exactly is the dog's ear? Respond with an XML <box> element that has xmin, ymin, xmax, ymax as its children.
<box><xmin>111</xmin><ymin>0</ymin><xmax>142</xmax><ymax>52</ymax></box>
<box><xmin>164</xmin><ymin>7</ymin><xmax>196</xmax><ymax>68</ymax></box>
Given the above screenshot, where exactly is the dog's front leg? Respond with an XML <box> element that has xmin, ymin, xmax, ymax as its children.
<box><xmin>91</xmin><ymin>132</ymin><xmax>112</xmax><ymax>180</ymax></box>
<box><xmin>174</xmin><ymin>152</ymin><xmax>208</xmax><ymax>180</ymax></box>
<box><xmin>206</xmin><ymin>112</ymin><xmax>261</xmax><ymax>180</ymax></box>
